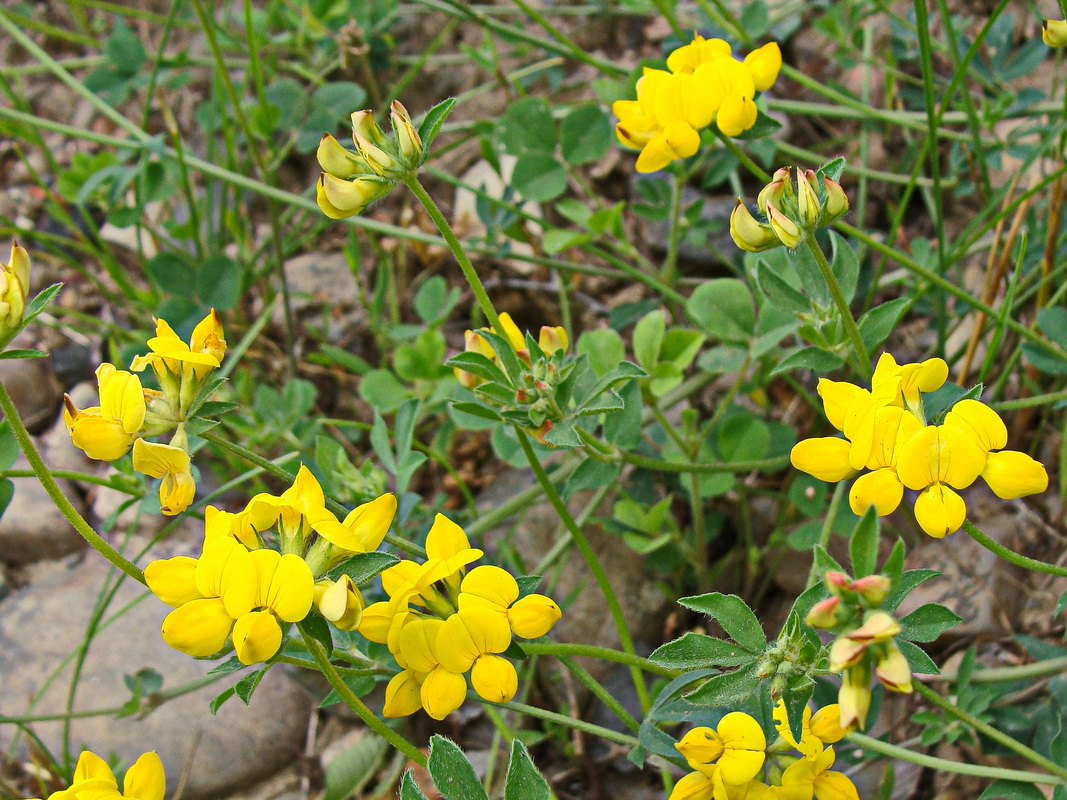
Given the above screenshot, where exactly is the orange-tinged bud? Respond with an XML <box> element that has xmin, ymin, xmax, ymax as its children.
<box><xmin>875</xmin><ymin>641</ymin><xmax>913</xmax><ymax>692</ymax></box>
<box><xmin>824</xmin><ymin>571</ymin><xmax>851</xmax><ymax>593</ymax></box>
<box><xmin>806</xmin><ymin>596</ymin><xmax>842</xmax><ymax>628</ymax></box>
<box><xmin>850</xmin><ymin>574</ymin><xmax>891</xmax><ymax>605</ymax></box>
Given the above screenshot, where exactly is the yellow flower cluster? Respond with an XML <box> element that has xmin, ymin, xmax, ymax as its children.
<box><xmin>64</xmin><ymin>311</ymin><xmax>227</xmax><ymax>515</ymax></box>
<box><xmin>670</xmin><ymin>703</ymin><xmax>857</xmax><ymax>800</ymax></box>
<box><xmin>453</xmin><ymin>312</ymin><xmax>567</xmax><ymax>390</ymax></box>
<box><xmin>28</xmin><ymin>750</ymin><xmax>165</xmax><ymax>800</ymax></box>
<box><xmin>316</xmin><ymin>102</ymin><xmax>423</xmax><ymax>218</ymax></box>
<box><xmin>0</xmin><ymin>240</ymin><xmax>30</xmax><ymax>343</ymax></box>
<box><xmin>613</xmin><ymin>35</ymin><xmax>781</xmax><ymax>172</ymax></box>
<box><xmin>145</xmin><ymin>466</ymin><xmax>396</xmax><ymax>664</ymax></box>
<box><xmin>358</xmin><ymin>515</ymin><xmax>561</xmax><ymax>720</ymax></box>
<box><xmin>806</xmin><ymin>572</ymin><xmax>908</xmax><ymax>730</ymax></box>
<box><xmin>790</xmin><ymin>353</ymin><xmax>1048</xmax><ymax>537</ymax></box>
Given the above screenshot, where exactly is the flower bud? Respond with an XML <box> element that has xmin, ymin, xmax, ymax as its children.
<box><xmin>537</xmin><ymin>325</ymin><xmax>568</xmax><ymax>355</ymax></box>
<box><xmin>507</xmin><ymin>593</ymin><xmax>562</xmax><ymax>639</ymax></box>
<box><xmin>797</xmin><ymin>169</ymin><xmax>821</xmax><ymax>226</ymax></box>
<box><xmin>875</xmin><ymin>641</ymin><xmax>913</xmax><ymax>692</ymax></box>
<box><xmin>390</xmin><ymin>100</ymin><xmax>423</xmax><ymax>164</ymax></box>
<box><xmin>823</xmin><ymin>571</ymin><xmax>851</xmax><ymax>594</ymax></box>
<box><xmin>849</xmin><ymin>574</ymin><xmax>891</xmax><ymax>605</ymax></box>
<box><xmin>838</xmin><ymin>665</ymin><xmax>872</xmax><ymax>730</ymax></box>
<box><xmin>805</xmin><ymin>596</ymin><xmax>842</xmax><ymax>629</ymax></box>
<box><xmin>730</xmin><ymin>199</ymin><xmax>780</xmax><ymax>252</ymax></box>
<box><xmin>317</xmin><ymin>133</ymin><xmax>363</xmax><ymax>178</ymax></box>
<box><xmin>822</xmin><ymin>177</ymin><xmax>849</xmax><ymax>222</ymax></box>
<box><xmin>767</xmin><ymin>204</ymin><xmax>804</xmax><ymax>249</ymax></box>
<box><xmin>757</xmin><ymin>172</ymin><xmax>790</xmax><ymax>216</ymax></box>
<box><xmin>316</xmin><ymin>173</ymin><xmax>392</xmax><ymax>219</ymax></box>
<box><xmin>1044</xmin><ymin>19</ymin><xmax>1067</xmax><ymax>47</ymax></box>
<box><xmin>0</xmin><ymin>240</ymin><xmax>30</xmax><ymax>341</ymax></box>
<box><xmin>350</xmin><ymin>111</ymin><xmax>397</xmax><ymax>175</ymax></box>
<box><xmin>314</xmin><ymin>575</ymin><xmax>364</xmax><ymax>631</ymax></box>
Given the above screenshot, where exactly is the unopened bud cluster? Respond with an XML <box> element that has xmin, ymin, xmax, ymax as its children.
<box><xmin>730</xmin><ymin>166</ymin><xmax>848</xmax><ymax>252</ymax></box>
<box><xmin>806</xmin><ymin>570</ymin><xmax>909</xmax><ymax>730</ymax></box>
<box><xmin>453</xmin><ymin>312</ymin><xmax>570</xmax><ymax>445</ymax></box>
<box><xmin>316</xmin><ymin>101</ymin><xmax>424</xmax><ymax>219</ymax></box>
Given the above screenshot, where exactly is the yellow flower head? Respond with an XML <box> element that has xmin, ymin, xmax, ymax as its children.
<box><xmin>132</xmin><ymin>438</ymin><xmax>195</xmax><ymax>516</ymax></box>
<box><xmin>772</xmin><ymin>701</ymin><xmax>847</xmax><ymax>757</ymax></box>
<box><xmin>40</xmin><ymin>750</ymin><xmax>167</xmax><ymax>800</ymax></box>
<box><xmin>64</xmin><ymin>363</ymin><xmax>147</xmax><ymax>461</ymax></box>
<box><xmin>780</xmin><ymin>746</ymin><xmax>860</xmax><ymax>800</ymax></box>
<box><xmin>0</xmin><ymin>240</ymin><xmax>30</xmax><ymax>338</ymax></box>
<box><xmin>676</xmin><ymin>712</ymin><xmax>767</xmax><ymax>785</ymax></box>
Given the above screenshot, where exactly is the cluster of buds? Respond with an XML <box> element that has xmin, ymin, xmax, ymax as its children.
<box><xmin>0</xmin><ymin>241</ymin><xmax>29</xmax><ymax>346</ymax></box>
<box><xmin>790</xmin><ymin>352</ymin><xmax>1048</xmax><ymax>538</ymax></box>
<box><xmin>1044</xmin><ymin>19</ymin><xmax>1067</xmax><ymax>47</ymax></box>
<box><xmin>806</xmin><ymin>570</ymin><xmax>909</xmax><ymax>729</ymax></box>
<box><xmin>64</xmin><ymin>311</ymin><xmax>227</xmax><ymax>515</ymax></box>
<box><xmin>145</xmin><ymin>466</ymin><xmax>396</xmax><ymax>664</ymax></box>
<box><xmin>452</xmin><ymin>312</ymin><xmax>569</xmax><ymax>445</ymax></box>
<box><xmin>730</xmin><ymin>166</ymin><xmax>849</xmax><ymax>252</ymax></box>
<box><xmin>357</xmin><ymin>515</ymin><xmax>561</xmax><ymax>719</ymax></box>
<box><xmin>316</xmin><ymin>102</ymin><xmax>424</xmax><ymax>219</ymax></box>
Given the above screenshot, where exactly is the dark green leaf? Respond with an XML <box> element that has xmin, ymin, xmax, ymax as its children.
<box><xmin>678</xmin><ymin>593</ymin><xmax>767</xmax><ymax>652</ymax></box>
<box><xmin>650</xmin><ymin>633</ymin><xmax>757</xmax><ymax>669</ymax></box>
<box><xmin>1022</xmin><ymin>342</ymin><xmax>1067</xmax><ymax>376</ymax></box>
<box><xmin>685</xmin><ymin>664</ymin><xmax>760</xmax><ymax>706</ymax></box>
<box><xmin>209</xmin><ymin>685</ymin><xmax>236</xmax><ymax>714</ymax></box>
<box><xmin>563</xmin><ymin>459</ymin><xmax>620</xmax><ymax>499</ymax></box>
<box><xmin>148</xmin><ymin>252</ymin><xmax>197</xmax><ymax>298</ymax></box>
<box><xmin>22</xmin><ymin>283</ymin><xmax>63</xmax><ymax>325</ymax></box>
<box><xmin>978</xmin><ymin>781</ymin><xmax>1047</xmax><ymax>800</ymax></box>
<box><xmin>446</xmin><ymin>352</ymin><xmax>511</xmax><ymax>385</ymax></box>
<box><xmin>849</xmin><ymin>507</ymin><xmax>880</xmax><ymax>578</ymax></box>
<box><xmin>900</xmin><ymin>604</ymin><xmax>962</xmax><ymax>643</ymax></box>
<box><xmin>0</xmin><ymin>349</ymin><xmax>46</xmax><ymax>360</ymax></box>
<box><xmin>235</xmin><ymin>667</ymin><xmax>267</xmax><ymax>705</ymax></box>
<box><xmin>511</xmin><ymin>153</ymin><xmax>567</xmax><ymax>202</ymax></box>
<box><xmin>503</xmin><ymin>740</ymin><xmax>551</xmax><ymax>800</ymax></box>
<box><xmin>885</xmin><ymin>569</ymin><xmax>940</xmax><ymax>611</ymax></box>
<box><xmin>427</xmin><ymin>735</ymin><xmax>490</xmax><ymax>800</ymax></box>
<box><xmin>198</xmin><ymin>253</ymin><xmax>242</xmax><ymax>310</ymax></box>
<box><xmin>419</xmin><ymin>98</ymin><xmax>458</xmax><ymax>152</ymax></box>
<box><xmin>450</xmin><ymin>401</ymin><xmax>502</xmax><ymax>422</ymax></box>
<box><xmin>327</xmin><ymin>551</ymin><xmax>400</xmax><ymax>585</ymax></box>
<box><xmin>560</xmin><ymin>105</ymin><xmax>612</xmax><ymax>165</ymax></box>
<box><xmin>496</xmin><ymin>97</ymin><xmax>556</xmax><ymax>156</ymax></box>
<box><xmin>320</xmin><ymin>674</ymin><xmax>376</xmax><ymax>707</ymax></box>
<box><xmin>769</xmin><ymin>346</ymin><xmax>843</xmax><ymax>376</ymax></box>
<box><xmin>400</xmin><ymin>771</ymin><xmax>431</xmax><ymax>800</ymax></box>
<box><xmin>321</xmin><ymin>731</ymin><xmax>387</xmax><ymax>800</ymax></box>
<box><xmin>897</xmin><ymin>639</ymin><xmax>939</xmax><ymax>675</ymax></box>
<box><xmin>299</xmin><ymin>616</ymin><xmax>334</xmax><ymax>657</ymax></box>
<box><xmin>781</xmin><ymin>672</ymin><xmax>815</xmax><ymax>744</ymax></box>
<box><xmin>858</xmin><ymin>298</ymin><xmax>910</xmax><ymax>352</ymax></box>
<box><xmin>686</xmin><ymin>279</ymin><xmax>756</xmax><ymax>343</ymax></box>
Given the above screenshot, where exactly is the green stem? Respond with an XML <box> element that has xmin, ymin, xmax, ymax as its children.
<box><xmin>804</xmin><ymin>237</ymin><xmax>872</xmax><ymax>380</ymax></box>
<box><xmin>806</xmin><ymin>482</ymin><xmax>845</xmax><ymax>589</ymax></box>
<box><xmin>912</xmin><ymin>680</ymin><xmax>1067</xmax><ymax>780</ymax></box>
<box><xmin>515</xmin><ymin>429</ymin><xmax>652</xmax><ymax>713</ymax></box>
<box><xmin>402</xmin><ymin>175</ymin><xmax>505</xmax><ymax>338</ymax></box>
<box><xmin>962</xmin><ymin>520</ymin><xmax>1067</xmax><ymax>578</ymax></box>
<box><xmin>300</xmin><ymin>629</ymin><xmax>426</xmax><ymax>767</ymax></box>
<box><xmin>991</xmin><ymin>390</ymin><xmax>1067</xmax><ymax>411</ymax></box>
<box><xmin>520</xmin><ymin>641</ymin><xmax>677</xmax><ymax>677</ymax></box>
<box><xmin>849</xmin><ymin>731</ymin><xmax>1067</xmax><ymax>785</ymax></box>
<box><xmin>929</xmin><ymin>654</ymin><xmax>1067</xmax><ymax>683</ymax></box>
<box><xmin>496</xmin><ymin>700</ymin><xmax>640</xmax><ymax>746</ymax></box>
<box><xmin>0</xmin><ymin>469</ymin><xmax>143</xmax><ymax>492</ymax></box>
<box><xmin>200</xmin><ymin>430</ymin><xmax>425</xmax><ymax>557</ymax></box>
<box><xmin>0</xmin><ymin>380</ymin><xmax>145</xmax><ymax>585</ymax></box>
<box><xmin>622</xmin><ymin>451</ymin><xmax>790</xmax><ymax>475</ymax></box>
<box><xmin>554</xmin><ymin>654</ymin><xmax>640</xmax><ymax>732</ymax></box>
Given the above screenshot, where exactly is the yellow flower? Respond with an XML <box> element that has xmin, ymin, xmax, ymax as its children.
<box><xmin>314</xmin><ymin>575</ymin><xmax>364</xmax><ymax>631</ymax></box>
<box><xmin>1044</xmin><ymin>19</ymin><xmax>1067</xmax><ymax>46</ymax></box>
<box><xmin>316</xmin><ymin>173</ymin><xmax>393</xmax><ymax>219</ymax></box>
<box><xmin>676</xmin><ymin>712</ymin><xmax>767</xmax><ymax>785</ymax></box>
<box><xmin>130</xmin><ymin>311</ymin><xmax>226</xmax><ymax>416</ymax></box>
<box><xmin>64</xmin><ymin>363</ymin><xmax>147</xmax><ymax>461</ymax></box>
<box><xmin>667</xmin><ymin>770</ymin><xmax>718</xmax><ymax>800</ymax></box>
<box><xmin>437</xmin><ymin>606</ymin><xmax>517</xmax><ymax>703</ymax></box>
<box><xmin>780</xmin><ymin>746</ymin><xmax>860</xmax><ymax>800</ymax></box>
<box><xmin>837</xmin><ymin>664</ymin><xmax>872</xmax><ymax>731</ymax></box>
<box><xmin>772</xmin><ymin>702</ymin><xmax>847</xmax><ymax>758</ymax></box>
<box><xmin>230</xmin><ymin>549</ymin><xmax>315</xmax><ymax>664</ymax></box>
<box><xmin>397</xmin><ymin>618</ymin><xmax>468</xmax><ymax>719</ymax></box>
<box><xmin>458</xmin><ymin>565</ymin><xmax>562</xmax><ymax>639</ymax></box>
<box><xmin>383</xmin><ymin>669</ymin><xmax>426</xmax><ymax>718</ymax></box>
<box><xmin>0</xmin><ymin>240</ymin><xmax>29</xmax><ymax>340</ymax></box>
<box><xmin>132</xmin><ymin>438</ymin><xmax>195</xmax><ymax>515</ymax></box>
<box><xmin>730</xmin><ymin>199</ymin><xmax>781</xmax><ymax>253</ymax></box>
<box><xmin>35</xmin><ymin>750</ymin><xmax>167</xmax><ymax>800</ymax></box>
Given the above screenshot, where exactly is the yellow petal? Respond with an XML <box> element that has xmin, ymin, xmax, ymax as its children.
<box><xmin>944</xmin><ymin>399</ymin><xmax>1007</xmax><ymax>452</ymax></box>
<box><xmin>817</xmin><ymin>379</ymin><xmax>863</xmax><ymax>432</ymax></box>
<box><xmin>161</xmin><ymin>598</ymin><xmax>233</xmax><ymax>657</ymax></box>
<box><xmin>810</xmin><ymin>705</ymin><xmax>847</xmax><ymax>742</ymax></box>
<box><xmin>729</xmin><ymin>198</ymin><xmax>779</xmax><ymax>252</ymax></box>
<box><xmin>848</xmin><ymin>467</ymin><xmax>904</xmax><ymax>516</ymax></box>
<box><xmin>340</xmin><ymin>493</ymin><xmax>397</xmax><ymax>550</ymax></box>
<box><xmin>315</xmin><ymin>576</ymin><xmax>364</xmax><ymax>631</ymax></box>
<box><xmin>743</xmin><ymin>42</ymin><xmax>782</xmax><ymax>91</ymax></box>
<box><xmin>132</xmin><ymin>438</ymin><xmax>190</xmax><ymax>478</ymax></box>
<box><xmin>506</xmin><ymin>593</ymin><xmax>562</xmax><ymax>639</ymax></box>
<box><xmin>636</xmin><ymin>120</ymin><xmax>701</xmax><ymax>173</ymax></box>
<box><xmin>99</xmin><ymin>366</ymin><xmax>146</xmax><ymax>436</ymax></box>
<box><xmin>790</xmin><ymin>437</ymin><xmax>856</xmax><ymax>483</ymax></box>
<box><xmin>420</xmin><ymin>665</ymin><xmax>468</xmax><ymax>720</ymax></box>
<box><xmin>1044</xmin><ymin>18</ymin><xmax>1067</xmax><ymax>47</ymax></box>
<box><xmin>317</xmin><ymin>133</ymin><xmax>362</xmax><ymax>178</ymax></box>
<box><xmin>73</xmin><ymin>750</ymin><xmax>117</xmax><ymax>786</ymax></box>
<box><xmin>159</xmin><ymin>467</ymin><xmax>195</xmax><ymax>516</ymax></box>
<box><xmin>897</xmin><ymin>424</ymin><xmax>985</xmax><ymax>490</ymax></box>
<box><xmin>717</xmin><ymin>748</ymin><xmax>765</xmax><ymax>785</ymax></box>
<box><xmin>70</xmin><ymin>417</ymin><xmax>136</xmax><ymax>462</ymax></box>
<box><xmin>267</xmin><ymin>553</ymin><xmax>315</xmax><ymax>622</ymax></box>
<box><xmin>470</xmin><ymin>654</ymin><xmax>518</xmax><ymax>703</ymax></box>
<box><xmin>981</xmin><ymin>450</ymin><xmax>1048</xmax><ymax>499</ymax></box>
<box><xmin>460</xmin><ymin>565</ymin><xmax>519</xmax><ymax>609</ymax></box>
<box><xmin>219</xmin><ymin>544</ymin><xmax>257</xmax><ymax>619</ymax></box>
<box><xmin>195</xmin><ymin>537</ymin><xmax>242</xmax><ymax>598</ymax></box>
<box><xmin>912</xmin><ymin>483</ymin><xmax>966</xmax><ymax>538</ymax></box>
<box><xmin>837</xmin><ymin>667</ymin><xmax>871</xmax><ymax>731</ymax></box>
<box><xmin>874</xmin><ymin>642</ymin><xmax>913</xmax><ymax>692</ymax></box>
<box><xmin>383</xmin><ymin>670</ymin><xmax>424</xmax><ymax>717</ymax></box>
<box><xmin>123</xmin><ymin>752</ymin><xmax>166</xmax><ymax>800</ymax></box>
<box><xmin>666</xmin><ymin>771</ymin><xmax>716</xmax><ymax>800</ymax></box>
<box><xmin>316</xmin><ymin>174</ymin><xmax>360</xmax><ymax>219</ymax></box>
<box><xmin>814</xmin><ymin>770</ymin><xmax>861</xmax><ymax>800</ymax></box>
<box><xmin>145</xmin><ymin>556</ymin><xmax>202</xmax><ymax>607</ymax></box>
<box><xmin>666</xmin><ymin>34</ymin><xmax>732</xmax><ymax>74</ymax></box>
<box><xmin>232</xmin><ymin>609</ymin><xmax>283</xmax><ymax>664</ymax></box>
<box><xmin>767</xmin><ymin>204</ymin><xmax>803</xmax><ymax>248</ymax></box>
<box><xmin>676</xmin><ymin>727</ymin><xmax>723</xmax><ymax>767</ymax></box>
<box><xmin>425</xmin><ymin>513</ymin><xmax>473</xmax><ymax>560</ymax></box>
<box><xmin>717</xmin><ymin>711</ymin><xmax>767</xmax><ymax>751</ymax></box>
<box><xmin>716</xmin><ymin>93</ymin><xmax>757</xmax><ymax>137</ymax></box>
<box><xmin>399</xmin><ymin>618</ymin><xmax>446</xmax><ymax>673</ymax></box>
<box><xmin>358</xmin><ymin>600</ymin><xmax>394</xmax><ymax>643</ymax></box>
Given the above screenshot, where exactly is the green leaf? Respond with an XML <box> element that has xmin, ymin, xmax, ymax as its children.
<box><xmin>419</xmin><ymin>98</ymin><xmax>458</xmax><ymax>152</ymax></box>
<box><xmin>542</xmin><ymin>228</ymin><xmax>592</xmax><ymax>255</ymax></box>
<box><xmin>897</xmin><ymin>639</ymin><xmax>939</xmax><ymax>675</ymax></box>
<box><xmin>633</xmin><ymin>309</ymin><xmax>666</xmax><ymax>371</ymax></box>
<box><xmin>400</xmin><ymin>771</ymin><xmax>431</xmax><ymax>800</ymax></box>
<box><xmin>446</xmin><ymin>351</ymin><xmax>510</xmax><ymax>386</ymax></box>
<box><xmin>106</xmin><ymin>23</ymin><xmax>146</xmax><ymax>75</ymax></box>
<box><xmin>235</xmin><ymin>667</ymin><xmax>267</xmax><ymax>705</ymax></box>
<box><xmin>0</xmin><ymin>349</ymin><xmax>46</xmax><ymax>360</ymax></box>
<box><xmin>678</xmin><ymin>593</ymin><xmax>767</xmax><ymax>652</ymax></box>
<box><xmin>427</xmin><ymin>736</ymin><xmax>490</xmax><ymax>800</ymax></box>
<box><xmin>685</xmin><ymin>664</ymin><xmax>760</xmax><ymax>706</ymax></box>
<box><xmin>753</xmin><ymin>261</ymin><xmax>809</xmax><ymax>313</ymax></box>
<box><xmin>734</xmin><ymin>113</ymin><xmax>782</xmax><ymax>140</ymax></box>
<box><xmin>978</xmin><ymin>781</ymin><xmax>1047</xmax><ymax>800</ymax></box>
<box><xmin>577</xmin><ymin>328</ymin><xmax>625</xmax><ymax>377</ymax></box>
<box><xmin>717</xmin><ymin>413</ymin><xmax>770</xmax><ymax>463</ymax></box>
<box><xmin>503</xmin><ymin>740</ymin><xmax>551</xmax><ymax>800</ymax></box>
<box><xmin>209</xmin><ymin>685</ymin><xmax>236</xmax><ymax>714</ymax></box>
<box><xmin>816</xmin><ymin>157</ymin><xmax>846</xmax><ymax>183</ymax></box>
<box><xmin>650</xmin><ymin>633</ymin><xmax>758</xmax><ymax>669</ymax></box>
<box><xmin>414</xmin><ymin>275</ymin><xmax>459</xmax><ymax>323</ymax></box>
<box><xmin>604</xmin><ymin>379</ymin><xmax>642</xmax><ymax>449</ymax></box>
<box><xmin>299</xmin><ymin>615</ymin><xmax>334</xmax><ymax>657</ymax></box>
<box><xmin>312</xmin><ymin>82</ymin><xmax>367</xmax><ymax>116</ymax></box>
<box><xmin>1022</xmin><ymin>342</ymin><xmax>1067</xmax><ymax>376</ymax></box>
<box><xmin>360</xmin><ymin>370</ymin><xmax>409</xmax><ymax>413</ymax></box>
<box><xmin>22</xmin><ymin>283</ymin><xmax>63</xmax><ymax>325</ymax></box>
<box><xmin>319</xmin><ymin>674</ymin><xmax>376</xmax><ymax>707</ymax></box>
<box><xmin>781</xmin><ymin>672</ymin><xmax>815</xmax><ymax>744</ymax></box>
<box><xmin>849</xmin><ymin>507</ymin><xmax>880</xmax><ymax>578</ymax></box>
<box><xmin>327</xmin><ymin>552</ymin><xmax>400</xmax><ymax>585</ymax></box>
<box><xmin>450</xmin><ymin>401</ymin><xmax>502</xmax><ymax>422</ymax></box>
<box><xmin>497</xmin><ymin>97</ymin><xmax>557</xmax><ymax>156</ymax></box>
<box><xmin>829</xmin><ymin>232</ymin><xmax>859</xmax><ymax>304</ymax></box>
<box><xmin>563</xmin><ymin>459</ymin><xmax>620</xmax><ymax>499</ymax></box>
<box><xmin>899</xmin><ymin>603</ymin><xmax>963</xmax><ymax>643</ymax></box>
<box><xmin>197</xmin><ymin>253</ymin><xmax>242</xmax><ymax>310</ymax></box>
<box><xmin>770</xmin><ymin>346</ymin><xmax>844</xmax><ymax>376</ymax></box>
<box><xmin>686</xmin><ymin>279</ymin><xmax>756</xmax><ymax>344</ymax></box>
<box><xmin>322</xmin><ymin>732</ymin><xmax>388</xmax><ymax>800</ymax></box>
<box><xmin>147</xmin><ymin>252</ymin><xmax>197</xmax><ymax>298</ymax></box>
<box><xmin>511</xmin><ymin>152</ymin><xmax>567</xmax><ymax>201</ymax></box>
<box><xmin>660</xmin><ymin>329</ymin><xmax>705</xmax><ymax>370</ymax></box>
<box><xmin>739</xmin><ymin>0</ymin><xmax>770</xmax><ymax>37</ymax></box>
<box><xmin>1038</xmin><ymin>307</ymin><xmax>1067</xmax><ymax>349</ymax></box>
<box><xmin>858</xmin><ymin>298</ymin><xmax>910</xmax><ymax>352</ymax></box>
<box><xmin>885</xmin><ymin>569</ymin><xmax>940</xmax><ymax>612</ymax></box>
<box><xmin>560</xmin><ymin>105</ymin><xmax>612</xmax><ymax>165</ymax></box>
<box><xmin>0</xmin><ymin>421</ymin><xmax>17</xmax><ymax>472</ymax></box>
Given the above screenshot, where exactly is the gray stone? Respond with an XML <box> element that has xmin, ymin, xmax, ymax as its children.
<box><xmin>0</xmin><ymin>330</ymin><xmax>62</xmax><ymax>433</ymax></box>
<box><xmin>0</xmin><ymin>453</ymin><xmax>85</xmax><ymax>565</ymax></box>
<box><xmin>0</xmin><ymin>554</ymin><xmax>313</xmax><ymax>799</ymax></box>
